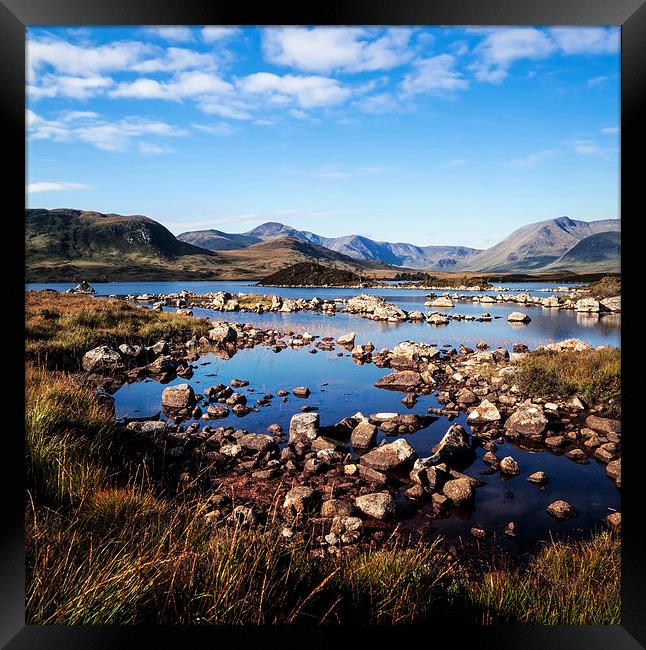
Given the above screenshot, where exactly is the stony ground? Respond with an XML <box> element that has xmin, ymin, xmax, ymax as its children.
<box><xmin>80</xmin><ymin>301</ymin><xmax>621</xmax><ymax>554</ymax></box>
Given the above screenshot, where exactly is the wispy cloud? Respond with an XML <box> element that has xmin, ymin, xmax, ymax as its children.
<box><xmin>601</xmin><ymin>126</ymin><xmax>619</xmax><ymax>135</ymax></box>
<box><xmin>401</xmin><ymin>54</ymin><xmax>468</xmax><ymax>96</ymax></box>
<box><xmin>27</xmin><ymin>181</ymin><xmax>89</xmax><ymax>193</ymax></box>
<box><xmin>27</xmin><ymin>109</ymin><xmax>188</xmax><ymax>152</ymax></box>
<box><xmin>508</xmin><ymin>149</ymin><xmax>558</xmax><ymax>167</ymax></box>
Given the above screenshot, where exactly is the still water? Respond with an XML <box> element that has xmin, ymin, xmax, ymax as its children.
<box><xmin>114</xmin><ymin>344</ymin><xmax>620</xmax><ymax>553</ymax></box>
<box><xmin>27</xmin><ymin>281</ymin><xmax>620</xmax><ymax>351</ymax></box>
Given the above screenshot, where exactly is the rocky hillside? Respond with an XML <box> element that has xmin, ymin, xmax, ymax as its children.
<box><xmin>25</xmin><ymin>209</ymin><xmax>407</xmax><ymax>281</ymax></box>
<box><xmin>546</xmin><ymin>232</ymin><xmax>620</xmax><ymax>273</ymax></box>
<box><xmin>459</xmin><ymin>216</ymin><xmax>620</xmax><ymax>272</ymax></box>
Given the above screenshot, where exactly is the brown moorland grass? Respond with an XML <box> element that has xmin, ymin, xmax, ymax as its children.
<box><xmin>25</xmin><ymin>362</ymin><xmax>620</xmax><ymax>625</ymax></box>
<box><xmin>515</xmin><ymin>348</ymin><xmax>620</xmax><ymax>405</ymax></box>
<box><xmin>26</xmin><ymin>291</ymin><xmax>211</xmax><ymax>370</ymax></box>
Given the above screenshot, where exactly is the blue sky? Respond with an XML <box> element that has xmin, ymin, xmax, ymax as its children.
<box><xmin>26</xmin><ymin>26</ymin><xmax>619</xmax><ymax>248</ymax></box>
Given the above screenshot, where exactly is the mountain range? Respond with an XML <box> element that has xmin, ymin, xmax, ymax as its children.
<box><xmin>178</xmin><ymin>223</ymin><xmax>481</xmax><ymax>270</ymax></box>
<box><xmin>24</xmin><ymin>209</ymin><xmax>398</xmax><ymax>282</ymax></box>
<box><xmin>25</xmin><ymin>209</ymin><xmax>620</xmax><ymax>281</ymax></box>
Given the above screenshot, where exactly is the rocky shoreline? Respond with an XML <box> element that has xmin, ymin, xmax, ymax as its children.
<box><xmin>79</xmin><ymin>288</ymin><xmax>622</xmax><ymax>327</ymax></box>
<box><xmin>79</xmin><ymin>306</ymin><xmax>622</xmax><ymax>553</ymax></box>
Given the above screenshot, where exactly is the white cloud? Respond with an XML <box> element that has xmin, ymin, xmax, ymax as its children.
<box><xmin>353</xmin><ymin>93</ymin><xmax>398</xmax><ymax>114</ymax></box>
<box><xmin>400</xmin><ymin>54</ymin><xmax>468</xmax><ymax>96</ymax></box>
<box><xmin>28</xmin><ymin>36</ymin><xmax>155</xmax><ymax>77</ymax></box>
<box><xmin>549</xmin><ymin>27</ymin><xmax>619</xmax><ymax>55</ymax></box>
<box><xmin>110</xmin><ymin>71</ymin><xmax>233</xmax><ymax>100</ymax></box>
<box><xmin>508</xmin><ymin>149</ymin><xmax>558</xmax><ymax>167</ymax></box>
<box><xmin>262</xmin><ymin>27</ymin><xmax>413</xmax><ymax>73</ymax></box>
<box><xmin>471</xmin><ymin>28</ymin><xmax>556</xmax><ymax>84</ymax></box>
<box><xmin>587</xmin><ymin>75</ymin><xmax>610</xmax><ymax>87</ymax></box>
<box><xmin>601</xmin><ymin>126</ymin><xmax>619</xmax><ymax>135</ymax></box>
<box><xmin>202</xmin><ymin>26</ymin><xmax>239</xmax><ymax>42</ymax></box>
<box><xmin>27</xmin><ymin>109</ymin><xmax>188</xmax><ymax>152</ymax></box>
<box><xmin>471</xmin><ymin>27</ymin><xmax>619</xmax><ymax>84</ymax></box>
<box><xmin>29</xmin><ymin>74</ymin><xmax>114</xmax><ymax>99</ymax></box>
<box><xmin>571</xmin><ymin>139</ymin><xmax>605</xmax><ymax>156</ymax></box>
<box><xmin>238</xmin><ymin>72</ymin><xmax>351</xmax><ymax>108</ymax></box>
<box><xmin>27</xmin><ymin>181</ymin><xmax>89</xmax><ymax>193</ymax></box>
<box><xmin>131</xmin><ymin>47</ymin><xmax>218</xmax><ymax>73</ymax></box>
<box><xmin>138</xmin><ymin>142</ymin><xmax>174</xmax><ymax>155</ymax></box>
<box><xmin>444</xmin><ymin>158</ymin><xmax>466</xmax><ymax>167</ymax></box>
<box><xmin>192</xmin><ymin>122</ymin><xmax>238</xmax><ymax>135</ymax></box>
<box><xmin>143</xmin><ymin>26</ymin><xmax>195</xmax><ymax>43</ymax></box>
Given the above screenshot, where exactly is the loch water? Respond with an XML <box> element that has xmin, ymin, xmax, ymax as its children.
<box><xmin>27</xmin><ymin>281</ymin><xmax>621</xmax><ymax>551</ymax></box>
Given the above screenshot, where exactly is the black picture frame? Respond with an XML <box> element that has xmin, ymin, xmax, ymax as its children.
<box><xmin>5</xmin><ymin>1</ymin><xmax>644</xmax><ymax>647</ymax></box>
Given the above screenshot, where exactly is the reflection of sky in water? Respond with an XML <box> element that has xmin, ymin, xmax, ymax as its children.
<box><xmin>114</xmin><ymin>345</ymin><xmax>620</xmax><ymax>553</ymax></box>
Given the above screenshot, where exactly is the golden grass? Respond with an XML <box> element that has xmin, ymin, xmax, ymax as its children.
<box><xmin>515</xmin><ymin>348</ymin><xmax>620</xmax><ymax>405</ymax></box>
<box><xmin>26</xmin><ymin>291</ymin><xmax>211</xmax><ymax>369</ymax></box>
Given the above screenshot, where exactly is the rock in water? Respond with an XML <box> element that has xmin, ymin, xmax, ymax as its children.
<box><xmin>507</xmin><ymin>312</ymin><xmax>531</xmax><ymax>323</ymax></box>
<box><xmin>504</xmin><ymin>402</ymin><xmax>548</xmax><ymax>441</ymax></box>
<box><xmin>374</xmin><ymin>371</ymin><xmax>423</xmax><ymax>392</ymax></box>
<box><xmin>161</xmin><ymin>383</ymin><xmax>196</xmax><ymax>410</ymax></box>
<box><xmin>350</xmin><ymin>419</ymin><xmax>378</xmax><ymax>449</ymax></box>
<box><xmin>425</xmin><ymin>424</ymin><xmax>475</xmax><ymax>467</ymax></box>
<box><xmin>360</xmin><ymin>438</ymin><xmax>417</xmax><ymax>472</ymax></box>
<box><xmin>288</xmin><ymin>412</ymin><xmax>320</xmax><ymax>445</ymax></box>
<box><xmin>442</xmin><ymin>478</ymin><xmax>474</xmax><ymax>506</ymax></box>
<box><xmin>337</xmin><ymin>332</ymin><xmax>356</xmax><ymax>347</ymax></box>
<box><xmin>546</xmin><ymin>500</ymin><xmax>577</xmax><ymax>520</ymax></box>
<box><xmin>208</xmin><ymin>321</ymin><xmax>237</xmax><ymax>345</ymax></box>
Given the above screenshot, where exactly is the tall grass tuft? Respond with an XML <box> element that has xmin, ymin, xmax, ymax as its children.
<box><xmin>515</xmin><ymin>348</ymin><xmax>620</xmax><ymax>405</ymax></box>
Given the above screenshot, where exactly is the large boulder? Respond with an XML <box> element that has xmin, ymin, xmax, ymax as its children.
<box><xmin>585</xmin><ymin>415</ymin><xmax>621</xmax><ymax>435</ymax></box>
<box><xmin>600</xmin><ymin>296</ymin><xmax>621</xmax><ymax>312</ymax></box>
<box><xmin>546</xmin><ymin>500</ymin><xmax>577</xmax><ymax>520</ymax></box>
<box><xmin>467</xmin><ymin>400</ymin><xmax>501</xmax><ymax>424</ymax></box>
<box><xmin>374</xmin><ymin>371</ymin><xmax>423</xmax><ymax>392</ymax></box>
<box><xmin>575</xmin><ymin>298</ymin><xmax>601</xmax><ymax>313</ymax></box>
<box><xmin>208</xmin><ymin>321</ymin><xmax>237</xmax><ymax>345</ymax></box>
<box><xmin>507</xmin><ymin>312</ymin><xmax>531</xmax><ymax>323</ymax></box>
<box><xmin>238</xmin><ymin>433</ymin><xmax>278</xmax><ymax>455</ymax></box>
<box><xmin>393</xmin><ymin>341</ymin><xmax>440</xmax><ymax>361</ymax></box>
<box><xmin>350</xmin><ymin>419</ymin><xmax>378</xmax><ymax>449</ymax></box>
<box><xmin>288</xmin><ymin>412</ymin><xmax>320</xmax><ymax>445</ymax></box>
<box><xmin>442</xmin><ymin>478</ymin><xmax>474</xmax><ymax>506</ymax></box>
<box><xmin>82</xmin><ymin>346</ymin><xmax>124</xmax><ymax>374</ymax></box>
<box><xmin>161</xmin><ymin>383</ymin><xmax>196</xmax><ymax>411</ymax></box>
<box><xmin>355</xmin><ymin>492</ymin><xmax>396</xmax><ymax>520</ymax></box>
<box><xmin>283</xmin><ymin>486</ymin><xmax>317</xmax><ymax>517</ymax></box>
<box><xmin>504</xmin><ymin>402</ymin><xmax>548</xmax><ymax>441</ymax></box>
<box><xmin>429</xmin><ymin>297</ymin><xmax>454</xmax><ymax>308</ymax></box>
<box><xmin>337</xmin><ymin>332</ymin><xmax>356</xmax><ymax>347</ymax></box>
<box><xmin>425</xmin><ymin>424</ymin><xmax>475</xmax><ymax>467</ymax></box>
<box><xmin>537</xmin><ymin>338</ymin><xmax>592</xmax><ymax>352</ymax></box>
<box><xmin>360</xmin><ymin>438</ymin><xmax>416</xmax><ymax>472</ymax></box>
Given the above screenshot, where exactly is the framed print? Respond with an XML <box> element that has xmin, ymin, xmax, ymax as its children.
<box><xmin>3</xmin><ymin>0</ymin><xmax>645</xmax><ymax>647</ymax></box>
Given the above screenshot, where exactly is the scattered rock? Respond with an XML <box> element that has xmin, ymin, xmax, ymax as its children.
<box><xmin>546</xmin><ymin>500</ymin><xmax>577</xmax><ymax>520</ymax></box>
<box><xmin>355</xmin><ymin>492</ymin><xmax>396</xmax><ymax>520</ymax></box>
